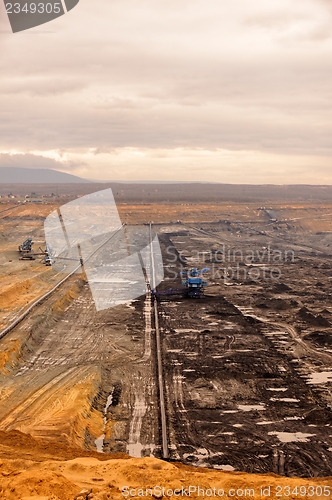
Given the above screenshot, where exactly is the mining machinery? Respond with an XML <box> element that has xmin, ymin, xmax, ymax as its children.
<box><xmin>152</xmin><ymin>267</ymin><xmax>209</xmax><ymax>299</ymax></box>
<box><xmin>18</xmin><ymin>238</ymin><xmax>51</xmax><ymax>264</ymax></box>
<box><xmin>180</xmin><ymin>267</ymin><xmax>209</xmax><ymax>298</ymax></box>
<box><xmin>18</xmin><ymin>237</ymin><xmax>35</xmax><ymax>260</ymax></box>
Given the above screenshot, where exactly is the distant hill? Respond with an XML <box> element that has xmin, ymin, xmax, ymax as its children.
<box><xmin>0</xmin><ymin>167</ymin><xmax>90</xmax><ymax>184</ymax></box>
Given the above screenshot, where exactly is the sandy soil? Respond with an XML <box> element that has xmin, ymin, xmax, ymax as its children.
<box><xmin>0</xmin><ymin>201</ymin><xmax>257</xmax><ymax>328</ymax></box>
<box><xmin>0</xmin><ymin>430</ymin><xmax>331</xmax><ymax>500</ymax></box>
<box><xmin>2</xmin><ymin>199</ymin><xmax>328</xmax><ymax>331</ymax></box>
<box><xmin>2</xmin><ymin>201</ymin><xmax>332</xmax><ymax>482</ymax></box>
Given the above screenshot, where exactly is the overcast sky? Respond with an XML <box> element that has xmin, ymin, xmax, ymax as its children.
<box><xmin>1</xmin><ymin>0</ymin><xmax>332</xmax><ymax>183</ymax></box>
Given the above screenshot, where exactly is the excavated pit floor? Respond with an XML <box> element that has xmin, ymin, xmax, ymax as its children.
<box><xmin>157</xmin><ymin>221</ymin><xmax>332</xmax><ymax>477</ymax></box>
<box><xmin>1</xmin><ymin>203</ymin><xmax>332</xmax><ymax>478</ymax></box>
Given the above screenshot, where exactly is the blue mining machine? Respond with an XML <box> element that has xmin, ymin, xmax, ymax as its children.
<box><xmin>152</xmin><ymin>267</ymin><xmax>209</xmax><ymax>299</ymax></box>
<box><xmin>18</xmin><ymin>238</ymin><xmax>51</xmax><ymax>264</ymax></box>
<box><xmin>18</xmin><ymin>237</ymin><xmax>35</xmax><ymax>260</ymax></box>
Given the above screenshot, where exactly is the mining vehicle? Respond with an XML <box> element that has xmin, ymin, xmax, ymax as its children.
<box><xmin>152</xmin><ymin>267</ymin><xmax>209</xmax><ymax>299</ymax></box>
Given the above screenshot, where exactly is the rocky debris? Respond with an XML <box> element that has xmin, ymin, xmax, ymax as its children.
<box><xmin>192</xmin><ymin>378</ymin><xmax>214</xmax><ymax>390</ymax></box>
<box><xmin>303</xmin><ymin>407</ymin><xmax>332</xmax><ymax>425</ymax></box>
<box><xmin>318</xmin><ymin>262</ymin><xmax>332</xmax><ymax>269</ymax></box>
<box><xmin>75</xmin><ymin>489</ymin><xmax>93</xmax><ymax>500</ymax></box>
<box><xmin>303</xmin><ymin>331</ymin><xmax>332</xmax><ymax>347</ymax></box>
<box><xmin>273</xmin><ymin>283</ymin><xmax>292</xmax><ymax>292</ymax></box>
<box><xmin>297</xmin><ymin>307</ymin><xmax>330</xmax><ymax>327</ymax></box>
<box><xmin>256</xmin><ymin>298</ymin><xmax>297</xmax><ymax>310</ymax></box>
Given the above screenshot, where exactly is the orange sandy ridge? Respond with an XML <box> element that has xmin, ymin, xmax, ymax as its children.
<box><xmin>0</xmin><ymin>431</ymin><xmax>331</xmax><ymax>500</ymax></box>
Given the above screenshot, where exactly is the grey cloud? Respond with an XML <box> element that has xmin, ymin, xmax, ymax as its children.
<box><xmin>0</xmin><ymin>77</ymin><xmax>87</xmax><ymax>96</ymax></box>
<box><xmin>1</xmin><ymin>94</ymin><xmax>331</xmax><ymax>156</ymax></box>
<box><xmin>316</xmin><ymin>0</ymin><xmax>332</xmax><ymax>11</ymax></box>
<box><xmin>243</xmin><ymin>2</ymin><xmax>332</xmax><ymax>45</ymax></box>
<box><xmin>91</xmin><ymin>148</ymin><xmax>119</xmax><ymax>155</ymax></box>
<box><xmin>243</xmin><ymin>11</ymin><xmax>309</xmax><ymax>30</ymax></box>
<box><xmin>0</xmin><ymin>1</ymin><xmax>10</xmax><ymax>31</ymax></box>
<box><xmin>90</xmin><ymin>96</ymin><xmax>137</xmax><ymax>110</ymax></box>
<box><xmin>1</xmin><ymin>0</ymin><xmax>332</xmax><ymax>181</ymax></box>
<box><xmin>0</xmin><ymin>153</ymin><xmax>84</xmax><ymax>170</ymax></box>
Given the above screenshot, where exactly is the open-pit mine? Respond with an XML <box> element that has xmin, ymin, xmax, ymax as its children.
<box><xmin>1</xmin><ymin>187</ymin><xmax>332</xmax><ymax>481</ymax></box>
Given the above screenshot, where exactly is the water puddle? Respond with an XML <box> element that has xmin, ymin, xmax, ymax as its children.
<box><xmin>174</xmin><ymin>328</ymin><xmax>200</xmax><ymax>333</ymax></box>
<box><xmin>127</xmin><ymin>394</ymin><xmax>147</xmax><ymax>457</ymax></box>
<box><xmin>216</xmin><ymin>464</ymin><xmax>236</xmax><ymax>471</ymax></box>
<box><xmin>223</xmin><ymin>325</ymin><xmax>236</xmax><ymax>330</ymax></box>
<box><xmin>140</xmin><ymin>293</ymin><xmax>152</xmax><ymax>362</ymax></box>
<box><xmin>95</xmin><ymin>434</ymin><xmax>105</xmax><ymax>453</ymax></box>
<box><xmin>238</xmin><ymin>404</ymin><xmax>266</xmax><ymax>412</ymax></box>
<box><xmin>270</xmin><ymin>398</ymin><xmax>300</xmax><ymax>402</ymax></box>
<box><xmin>306</xmin><ymin>371</ymin><xmax>332</xmax><ymax>384</ymax></box>
<box><xmin>268</xmin><ymin>431</ymin><xmax>315</xmax><ymax>443</ymax></box>
<box><xmin>94</xmin><ymin>389</ymin><xmax>114</xmax><ymax>453</ymax></box>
